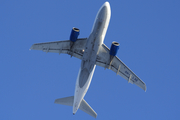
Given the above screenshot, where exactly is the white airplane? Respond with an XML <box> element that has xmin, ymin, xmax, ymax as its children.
<box><xmin>30</xmin><ymin>1</ymin><xmax>146</xmax><ymax>118</ymax></box>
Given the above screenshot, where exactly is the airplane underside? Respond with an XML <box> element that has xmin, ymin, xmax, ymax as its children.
<box><xmin>30</xmin><ymin>1</ymin><xmax>146</xmax><ymax>118</ymax></box>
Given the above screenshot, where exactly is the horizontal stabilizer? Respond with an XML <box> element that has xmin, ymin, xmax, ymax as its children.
<box><xmin>79</xmin><ymin>99</ymin><xmax>97</xmax><ymax>118</ymax></box>
<box><xmin>54</xmin><ymin>96</ymin><xmax>74</xmax><ymax>106</ymax></box>
<box><xmin>54</xmin><ymin>96</ymin><xmax>97</xmax><ymax>118</ymax></box>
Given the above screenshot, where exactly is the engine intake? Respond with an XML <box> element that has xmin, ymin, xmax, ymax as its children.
<box><xmin>70</xmin><ymin>27</ymin><xmax>80</xmax><ymax>42</ymax></box>
<box><xmin>109</xmin><ymin>41</ymin><xmax>120</xmax><ymax>56</ymax></box>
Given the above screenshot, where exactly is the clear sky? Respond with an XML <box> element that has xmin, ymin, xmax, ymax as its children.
<box><xmin>1</xmin><ymin>0</ymin><xmax>180</xmax><ymax>120</ymax></box>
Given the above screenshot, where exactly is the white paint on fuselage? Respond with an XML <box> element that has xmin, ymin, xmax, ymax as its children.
<box><xmin>73</xmin><ymin>2</ymin><xmax>111</xmax><ymax>114</ymax></box>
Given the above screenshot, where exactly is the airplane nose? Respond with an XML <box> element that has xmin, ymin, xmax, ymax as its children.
<box><xmin>104</xmin><ymin>1</ymin><xmax>110</xmax><ymax>8</ymax></box>
<box><xmin>102</xmin><ymin>1</ymin><xmax>111</xmax><ymax>16</ymax></box>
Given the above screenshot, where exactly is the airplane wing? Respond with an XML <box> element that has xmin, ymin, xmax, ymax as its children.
<box><xmin>30</xmin><ymin>38</ymin><xmax>87</xmax><ymax>60</ymax></box>
<box><xmin>96</xmin><ymin>44</ymin><xmax>146</xmax><ymax>91</ymax></box>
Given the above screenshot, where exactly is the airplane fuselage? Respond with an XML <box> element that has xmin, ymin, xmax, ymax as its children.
<box><xmin>30</xmin><ymin>1</ymin><xmax>146</xmax><ymax>117</ymax></box>
<box><xmin>73</xmin><ymin>2</ymin><xmax>111</xmax><ymax>114</ymax></box>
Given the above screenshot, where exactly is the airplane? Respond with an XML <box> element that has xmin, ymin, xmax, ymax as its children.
<box><xmin>30</xmin><ymin>1</ymin><xmax>146</xmax><ymax>118</ymax></box>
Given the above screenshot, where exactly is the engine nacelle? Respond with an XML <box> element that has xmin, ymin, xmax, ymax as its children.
<box><xmin>109</xmin><ymin>41</ymin><xmax>120</xmax><ymax>56</ymax></box>
<box><xmin>70</xmin><ymin>27</ymin><xmax>80</xmax><ymax>42</ymax></box>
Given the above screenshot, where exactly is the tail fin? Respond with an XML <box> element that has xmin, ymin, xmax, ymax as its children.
<box><xmin>54</xmin><ymin>96</ymin><xmax>97</xmax><ymax>118</ymax></box>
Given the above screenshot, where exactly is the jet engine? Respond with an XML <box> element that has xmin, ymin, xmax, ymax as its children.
<box><xmin>70</xmin><ymin>27</ymin><xmax>80</xmax><ymax>42</ymax></box>
<box><xmin>109</xmin><ymin>41</ymin><xmax>120</xmax><ymax>56</ymax></box>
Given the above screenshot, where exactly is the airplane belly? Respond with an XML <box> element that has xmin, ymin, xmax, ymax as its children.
<box><xmin>73</xmin><ymin>64</ymin><xmax>96</xmax><ymax>113</ymax></box>
<box><xmin>73</xmin><ymin>1</ymin><xmax>111</xmax><ymax>115</ymax></box>
<box><xmin>79</xmin><ymin>68</ymin><xmax>90</xmax><ymax>88</ymax></box>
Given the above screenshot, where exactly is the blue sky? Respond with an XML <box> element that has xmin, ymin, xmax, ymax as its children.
<box><xmin>1</xmin><ymin>0</ymin><xmax>180</xmax><ymax>119</ymax></box>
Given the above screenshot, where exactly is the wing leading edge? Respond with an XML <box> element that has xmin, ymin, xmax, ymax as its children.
<box><xmin>96</xmin><ymin>44</ymin><xmax>146</xmax><ymax>91</ymax></box>
<box><xmin>30</xmin><ymin>38</ymin><xmax>87</xmax><ymax>60</ymax></box>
